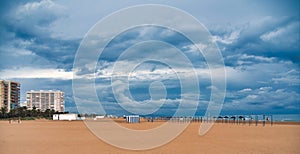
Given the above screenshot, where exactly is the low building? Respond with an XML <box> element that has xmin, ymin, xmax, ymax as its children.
<box><xmin>53</xmin><ymin>114</ymin><xmax>77</xmax><ymax>121</ymax></box>
<box><xmin>126</xmin><ymin>115</ymin><xmax>140</xmax><ymax>123</ymax></box>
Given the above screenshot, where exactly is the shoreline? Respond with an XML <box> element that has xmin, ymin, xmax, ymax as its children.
<box><xmin>2</xmin><ymin>117</ymin><xmax>300</xmax><ymax>125</ymax></box>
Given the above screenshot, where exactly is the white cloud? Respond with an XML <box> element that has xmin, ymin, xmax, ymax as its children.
<box><xmin>246</xmin><ymin>94</ymin><xmax>258</xmax><ymax>99</ymax></box>
<box><xmin>259</xmin><ymin>87</ymin><xmax>272</xmax><ymax>92</ymax></box>
<box><xmin>0</xmin><ymin>67</ymin><xmax>73</xmax><ymax>80</ymax></box>
<box><xmin>260</xmin><ymin>21</ymin><xmax>299</xmax><ymax>43</ymax></box>
<box><xmin>239</xmin><ymin>54</ymin><xmax>275</xmax><ymax>63</ymax></box>
<box><xmin>238</xmin><ymin>88</ymin><xmax>252</xmax><ymax>93</ymax></box>
<box><xmin>271</xmin><ymin>69</ymin><xmax>300</xmax><ymax>86</ymax></box>
<box><xmin>18</xmin><ymin>0</ymin><xmax>57</xmax><ymax>11</ymax></box>
<box><xmin>212</xmin><ymin>30</ymin><xmax>240</xmax><ymax>45</ymax></box>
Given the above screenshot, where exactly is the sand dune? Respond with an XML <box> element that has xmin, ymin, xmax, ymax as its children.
<box><xmin>0</xmin><ymin>119</ymin><xmax>299</xmax><ymax>154</ymax></box>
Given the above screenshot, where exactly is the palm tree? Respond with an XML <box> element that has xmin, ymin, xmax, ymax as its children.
<box><xmin>37</xmin><ymin>109</ymin><xmax>42</xmax><ymax>118</ymax></box>
<box><xmin>21</xmin><ymin>106</ymin><xmax>28</xmax><ymax>117</ymax></box>
<box><xmin>17</xmin><ymin>106</ymin><xmax>27</xmax><ymax>118</ymax></box>
<box><xmin>8</xmin><ymin>108</ymin><xmax>17</xmax><ymax>118</ymax></box>
<box><xmin>0</xmin><ymin>107</ymin><xmax>7</xmax><ymax>118</ymax></box>
<box><xmin>44</xmin><ymin>109</ymin><xmax>54</xmax><ymax>119</ymax></box>
<box><xmin>31</xmin><ymin>106</ymin><xmax>37</xmax><ymax>117</ymax></box>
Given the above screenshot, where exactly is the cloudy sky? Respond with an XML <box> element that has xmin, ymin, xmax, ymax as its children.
<box><xmin>0</xmin><ymin>0</ymin><xmax>299</xmax><ymax>116</ymax></box>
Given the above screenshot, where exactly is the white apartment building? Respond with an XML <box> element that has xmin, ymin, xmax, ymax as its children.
<box><xmin>26</xmin><ymin>90</ymin><xmax>64</xmax><ymax>112</ymax></box>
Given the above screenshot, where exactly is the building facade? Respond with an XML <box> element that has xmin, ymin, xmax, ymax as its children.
<box><xmin>0</xmin><ymin>80</ymin><xmax>20</xmax><ymax>112</ymax></box>
<box><xmin>26</xmin><ymin>90</ymin><xmax>64</xmax><ymax>112</ymax></box>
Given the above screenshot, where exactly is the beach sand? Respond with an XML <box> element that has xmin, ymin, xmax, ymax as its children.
<box><xmin>0</xmin><ymin>119</ymin><xmax>299</xmax><ymax>154</ymax></box>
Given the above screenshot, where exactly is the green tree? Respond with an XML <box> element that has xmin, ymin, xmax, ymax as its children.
<box><xmin>17</xmin><ymin>106</ymin><xmax>27</xmax><ymax>118</ymax></box>
<box><xmin>0</xmin><ymin>107</ymin><xmax>7</xmax><ymax>118</ymax></box>
<box><xmin>31</xmin><ymin>106</ymin><xmax>37</xmax><ymax>117</ymax></box>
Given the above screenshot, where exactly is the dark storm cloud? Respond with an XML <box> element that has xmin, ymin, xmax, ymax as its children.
<box><xmin>0</xmin><ymin>0</ymin><xmax>80</xmax><ymax>70</ymax></box>
<box><xmin>212</xmin><ymin>16</ymin><xmax>300</xmax><ymax>64</ymax></box>
<box><xmin>224</xmin><ymin>86</ymin><xmax>300</xmax><ymax>115</ymax></box>
<box><xmin>100</xmin><ymin>26</ymin><xmax>192</xmax><ymax>62</ymax></box>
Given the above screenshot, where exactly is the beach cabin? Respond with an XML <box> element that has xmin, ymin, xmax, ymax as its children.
<box><xmin>126</xmin><ymin>115</ymin><xmax>140</xmax><ymax>123</ymax></box>
<box><xmin>93</xmin><ymin>115</ymin><xmax>105</xmax><ymax>120</ymax></box>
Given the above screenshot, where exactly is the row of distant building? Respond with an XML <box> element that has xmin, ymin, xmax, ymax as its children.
<box><xmin>0</xmin><ymin>80</ymin><xmax>64</xmax><ymax>113</ymax></box>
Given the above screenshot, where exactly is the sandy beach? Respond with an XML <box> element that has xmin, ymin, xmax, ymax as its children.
<box><xmin>0</xmin><ymin>119</ymin><xmax>299</xmax><ymax>154</ymax></box>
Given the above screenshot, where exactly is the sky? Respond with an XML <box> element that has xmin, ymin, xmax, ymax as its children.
<box><xmin>0</xmin><ymin>0</ymin><xmax>299</xmax><ymax>116</ymax></box>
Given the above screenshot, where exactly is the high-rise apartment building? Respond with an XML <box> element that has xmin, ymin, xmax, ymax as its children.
<box><xmin>26</xmin><ymin>90</ymin><xmax>64</xmax><ymax>112</ymax></box>
<box><xmin>0</xmin><ymin>80</ymin><xmax>20</xmax><ymax>112</ymax></box>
